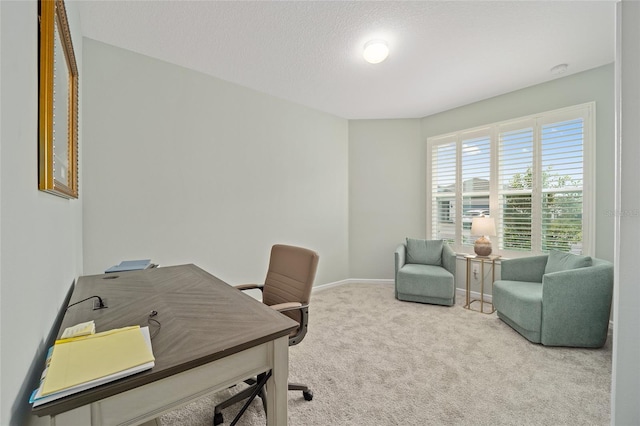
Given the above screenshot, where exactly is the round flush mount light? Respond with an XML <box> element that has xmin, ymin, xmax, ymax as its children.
<box><xmin>363</xmin><ymin>40</ymin><xmax>389</xmax><ymax>64</ymax></box>
<box><xmin>550</xmin><ymin>63</ymin><xmax>568</xmax><ymax>75</ymax></box>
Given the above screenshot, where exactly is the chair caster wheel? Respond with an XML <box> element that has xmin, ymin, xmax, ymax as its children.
<box><xmin>213</xmin><ymin>412</ymin><xmax>223</xmax><ymax>425</ymax></box>
<box><xmin>303</xmin><ymin>390</ymin><xmax>313</xmax><ymax>401</ymax></box>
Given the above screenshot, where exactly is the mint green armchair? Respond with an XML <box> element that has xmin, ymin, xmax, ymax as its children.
<box><xmin>395</xmin><ymin>238</ymin><xmax>456</xmax><ymax>306</ymax></box>
<box><xmin>493</xmin><ymin>252</ymin><xmax>613</xmax><ymax>348</ymax></box>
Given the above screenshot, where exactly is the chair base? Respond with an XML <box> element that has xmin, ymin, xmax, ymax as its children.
<box><xmin>496</xmin><ymin>310</ymin><xmax>541</xmax><ymax>343</ymax></box>
<box><xmin>214</xmin><ymin>372</ymin><xmax>270</xmax><ymax>426</ymax></box>
<box><xmin>213</xmin><ymin>379</ymin><xmax>313</xmax><ymax>425</ymax></box>
<box><xmin>289</xmin><ymin>382</ymin><xmax>313</xmax><ymax>401</ymax></box>
<box><xmin>396</xmin><ymin>292</ymin><xmax>454</xmax><ymax>306</ymax></box>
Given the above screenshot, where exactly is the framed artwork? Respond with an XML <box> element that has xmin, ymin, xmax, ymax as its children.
<box><xmin>38</xmin><ymin>0</ymin><xmax>79</xmax><ymax>199</ymax></box>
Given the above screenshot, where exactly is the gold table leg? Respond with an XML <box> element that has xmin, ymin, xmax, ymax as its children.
<box><xmin>465</xmin><ymin>257</ymin><xmax>471</xmax><ymax>309</ymax></box>
<box><xmin>465</xmin><ymin>256</ymin><xmax>496</xmax><ymax>314</ymax></box>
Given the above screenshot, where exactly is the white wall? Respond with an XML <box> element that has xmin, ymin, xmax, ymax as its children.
<box><xmin>348</xmin><ymin>119</ymin><xmax>423</xmax><ymax>278</ymax></box>
<box><xmin>0</xmin><ymin>2</ymin><xmax>84</xmax><ymax>425</ymax></box>
<box><xmin>611</xmin><ymin>1</ymin><xmax>640</xmax><ymax>423</ymax></box>
<box><xmin>82</xmin><ymin>39</ymin><xmax>349</xmax><ymax>286</ymax></box>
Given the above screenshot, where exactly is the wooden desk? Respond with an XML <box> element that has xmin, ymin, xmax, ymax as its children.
<box><xmin>32</xmin><ymin>264</ymin><xmax>298</xmax><ymax>425</ymax></box>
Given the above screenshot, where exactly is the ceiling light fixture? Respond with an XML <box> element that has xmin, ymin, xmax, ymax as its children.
<box><xmin>363</xmin><ymin>40</ymin><xmax>389</xmax><ymax>64</ymax></box>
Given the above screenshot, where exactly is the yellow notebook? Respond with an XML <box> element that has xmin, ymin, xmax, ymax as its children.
<box><xmin>41</xmin><ymin>326</ymin><xmax>155</xmax><ymax>396</ymax></box>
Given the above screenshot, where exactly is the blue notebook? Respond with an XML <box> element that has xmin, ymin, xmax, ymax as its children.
<box><xmin>105</xmin><ymin>259</ymin><xmax>152</xmax><ymax>273</ymax></box>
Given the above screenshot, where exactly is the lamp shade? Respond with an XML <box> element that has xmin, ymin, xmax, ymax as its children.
<box><xmin>471</xmin><ymin>217</ymin><xmax>496</xmax><ymax>237</ymax></box>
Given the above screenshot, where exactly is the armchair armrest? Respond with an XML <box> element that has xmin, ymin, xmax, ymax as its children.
<box><xmin>395</xmin><ymin>244</ymin><xmax>406</xmax><ymax>280</ymax></box>
<box><xmin>442</xmin><ymin>244</ymin><xmax>456</xmax><ymax>276</ymax></box>
<box><xmin>235</xmin><ymin>283</ymin><xmax>264</xmax><ymax>292</ymax></box>
<box><xmin>500</xmin><ymin>255</ymin><xmax>548</xmax><ymax>282</ymax></box>
<box><xmin>541</xmin><ymin>262</ymin><xmax>613</xmax><ymax>347</ymax></box>
<box><xmin>270</xmin><ymin>302</ymin><xmax>306</xmax><ymax>313</ymax></box>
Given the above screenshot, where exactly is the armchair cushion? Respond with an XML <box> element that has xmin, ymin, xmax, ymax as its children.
<box><xmin>406</xmin><ymin>238</ymin><xmax>443</xmax><ymax>265</ymax></box>
<box><xmin>493</xmin><ymin>280</ymin><xmax>543</xmax><ymax>342</ymax></box>
<box><xmin>397</xmin><ymin>264</ymin><xmax>454</xmax><ymax>300</ymax></box>
<box><xmin>544</xmin><ymin>250</ymin><xmax>592</xmax><ymax>274</ymax></box>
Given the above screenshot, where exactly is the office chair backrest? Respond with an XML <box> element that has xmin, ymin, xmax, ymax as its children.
<box><xmin>262</xmin><ymin>244</ymin><xmax>319</xmax><ymax>333</ymax></box>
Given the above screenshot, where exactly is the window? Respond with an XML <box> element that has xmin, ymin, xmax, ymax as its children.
<box><xmin>427</xmin><ymin>103</ymin><xmax>594</xmax><ymax>256</ymax></box>
<box><xmin>461</xmin><ymin>134</ymin><xmax>491</xmax><ymax>245</ymax></box>
<box><xmin>431</xmin><ymin>137</ymin><xmax>457</xmax><ymax>242</ymax></box>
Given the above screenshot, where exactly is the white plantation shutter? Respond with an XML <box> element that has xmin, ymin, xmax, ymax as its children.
<box><xmin>461</xmin><ymin>133</ymin><xmax>491</xmax><ymax>246</ymax></box>
<box><xmin>431</xmin><ymin>137</ymin><xmax>457</xmax><ymax>243</ymax></box>
<box><xmin>498</xmin><ymin>124</ymin><xmax>534</xmax><ymax>252</ymax></box>
<box><xmin>427</xmin><ymin>103</ymin><xmax>594</xmax><ymax>256</ymax></box>
<box><xmin>540</xmin><ymin>118</ymin><xmax>584</xmax><ymax>253</ymax></box>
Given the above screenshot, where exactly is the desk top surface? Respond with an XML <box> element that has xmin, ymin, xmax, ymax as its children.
<box><xmin>32</xmin><ymin>264</ymin><xmax>298</xmax><ymax>416</ymax></box>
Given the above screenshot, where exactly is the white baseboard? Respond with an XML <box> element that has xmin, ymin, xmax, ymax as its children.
<box><xmin>312</xmin><ymin>280</ymin><xmax>350</xmax><ymax>292</ymax></box>
<box><xmin>458</xmin><ymin>287</ymin><xmax>493</xmax><ymax>303</ymax></box>
<box><xmin>312</xmin><ymin>278</ymin><xmax>393</xmax><ymax>292</ymax></box>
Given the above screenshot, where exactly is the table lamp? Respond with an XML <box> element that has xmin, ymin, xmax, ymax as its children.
<box><xmin>471</xmin><ymin>216</ymin><xmax>496</xmax><ymax>257</ymax></box>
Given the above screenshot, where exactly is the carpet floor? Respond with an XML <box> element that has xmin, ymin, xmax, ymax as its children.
<box><xmin>160</xmin><ymin>282</ymin><xmax>612</xmax><ymax>425</ymax></box>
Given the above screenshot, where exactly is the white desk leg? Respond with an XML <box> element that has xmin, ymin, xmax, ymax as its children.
<box><xmin>266</xmin><ymin>335</ymin><xmax>289</xmax><ymax>425</ymax></box>
<box><xmin>50</xmin><ymin>404</ymin><xmax>91</xmax><ymax>425</ymax></box>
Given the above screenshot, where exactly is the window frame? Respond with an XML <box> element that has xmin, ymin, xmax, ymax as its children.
<box><xmin>426</xmin><ymin>102</ymin><xmax>595</xmax><ymax>257</ymax></box>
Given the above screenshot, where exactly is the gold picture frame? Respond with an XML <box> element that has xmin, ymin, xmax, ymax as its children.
<box><xmin>38</xmin><ymin>0</ymin><xmax>79</xmax><ymax>199</ymax></box>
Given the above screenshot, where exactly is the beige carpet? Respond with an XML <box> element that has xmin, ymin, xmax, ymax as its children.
<box><xmin>160</xmin><ymin>283</ymin><xmax>612</xmax><ymax>425</ymax></box>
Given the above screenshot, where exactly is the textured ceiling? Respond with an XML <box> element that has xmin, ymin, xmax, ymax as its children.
<box><xmin>76</xmin><ymin>1</ymin><xmax>616</xmax><ymax>119</ymax></box>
